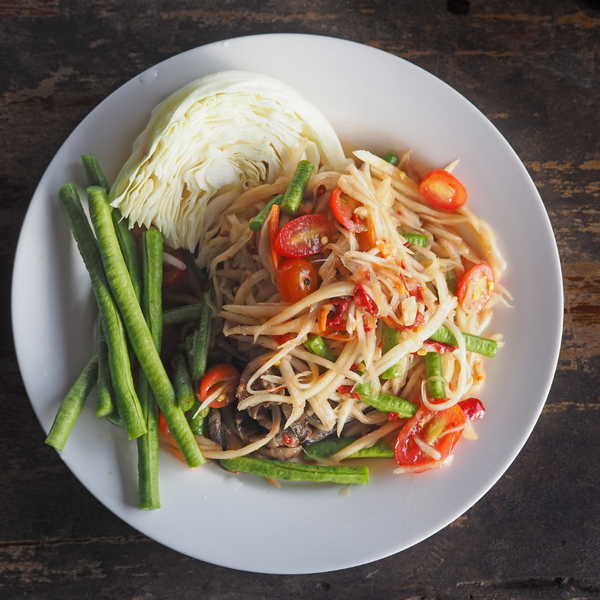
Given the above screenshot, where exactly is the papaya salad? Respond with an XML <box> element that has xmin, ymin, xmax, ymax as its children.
<box><xmin>45</xmin><ymin>70</ymin><xmax>508</xmax><ymax>509</ymax></box>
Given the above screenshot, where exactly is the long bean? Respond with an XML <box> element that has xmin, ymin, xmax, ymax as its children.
<box><xmin>162</xmin><ymin>304</ymin><xmax>203</xmax><ymax>326</ymax></box>
<box><xmin>96</xmin><ymin>323</ymin><xmax>114</xmax><ymax>418</ymax></box>
<box><xmin>137</xmin><ymin>229</ymin><xmax>163</xmax><ymax>509</ymax></box>
<box><xmin>304</xmin><ymin>437</ymin><xmax>394</xmax><ymax>460</ymax></box>
<box><xmin>381</xmin><ymin>323</ymin><xmax>403</xmax><ymax>379</ymax></box>
<box><xmin>59</xmin><ymin>184</ymin><xmax>146</xmax><ymax>439</ymax></box>
<box><xmin>400</xmin><ymin>233</ymin><xmax>428</xmax><ymax>247</ymax></box>
<box><xmin>45</xmin><ymin>355</ymin><xmax>98</xmax><ymax>451</ymax></box>
<box><xmin>173</xmin><ymin>351</ymin><xmax>195</xmax><ymax>412</ymax></box>
<box><xmin>429</xmin><ymin>326</ymin><xmax>497</xmax><ymax>358</ymax></box>
<box><xmin>81</xmin><ymin>155</ymin><xmax>142</xmax><ymax>303</ymax></box>
<box><xmin>280</xmin><ymin>161</ymin><xmax>314</xmax><ymax>215</ymax></box>
<box><xmin>361</xmin><ymin>393</ymin><xmax>417</xmax><ymax>418</ymax></box>
<box><xmin>382</xmin><ymin>152</ymin><xmax>399</xmax><ymax>166</ymax></box>
<box><xmin>248</xmin><ymin>193</ymin><xmax>284</xmax><ymax>231</ymax></box>
<box><xmin>425</xmin><ymin>352</ymin><xmax>446</xmax><ymax>398</ymax></box>
<box><xmin>86</xmin><ymin>186</ymin><xmax>204</xmax><ymax>467</ymax></box>
<box><xmin>304</xmin><ymin>335</ymin><xmax>338</xmax><ymax>363</ymax></box>
<box><xmin>192</xmin><ymin>290</ymin><xmax>212</xmax><ymax>380</ymax></box>
<box><xmin>220</xmin><ymin>456</ymin><xmax>369</xmax><ymax>484</ymax></box>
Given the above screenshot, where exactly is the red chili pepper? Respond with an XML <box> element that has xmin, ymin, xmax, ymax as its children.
<box><xmin>326</xmin><ymin>297</ymin><xmax>351</xmax><ymax>328</ymax></box>
<box><xmin>421</xmin><ymin>341</ymin><xmax>456</xmax><ymax>354</ymax></box>
<box><xmin>354</xmin><ymin>282</ymin><xmax>378</xmax><ymax>316</ymax></box>
<box><xmin>282</xmin><ymin>433</ymin><xmax>295</xmax><ymax>446</ymax></box>
<box><xmin>337</xmin><ymin>384</ymin><xmax>360</xmax><ymax>400</ymax></box>
<box><xmin>273</xmin><ymin>334</ymin><xmax>292</xmax><ymax>345</ymax></box>
<box><xmin>388</xmin><ymin>412</ymin><xmax>400</xmax><ymax>422</ymax></box>
<box><xmin>458</xmin><ymin>398</ymin><xmax>486</xmax><ymax>420</ymax></box>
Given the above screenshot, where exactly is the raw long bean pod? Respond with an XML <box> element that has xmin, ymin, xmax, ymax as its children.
<box><xmin>45</xmin><ymin>355</ymin><xmax>98</xmax><ymax>451</ymax></box>
<box><xmin>248</xmin><ymin>193</ymin><xmax>284</xmax><ymax>231</ymax></box>
<box><xmin>173</xmin><ymin>351</ymin><xmax>195</xmax><ymax>412</ymax></box>
<box><xmin>82</xmin><ymin>155</ymin><xmax>143</xmax><ymax>303</ymax></box>
<box><xmin>58</xmin><ymin>184</ymin><xmax>146</xmax><ymax>439</ymax></box>
<box><xmin>86</xmin><ymin>186</ymin><xmax>204</xmax><ymax>467</ymax></box>
<box><xmin>162</xmin><ymin>304</ymin><xmax>203</xmax><ymax>326</ymax></box>
<box><xmin>137</xmin><ymin>229</ymin><xmax>164</xmax><ymax>509</ymax></box>
<box><xmin>192</xmin><ymin>290</ymin><xmax>212</xmax><ymax>380</ymax></box>
<box><xmin>220</xmin><ymin>456</ymin><xmax>369</xmax><ymax>484</ymax></box>
<box><xmin>361</xmin><ymin>393</ymin><xmax>417</xmax><ymax>417</ymax></box>
<box><xmin>96</xmin><ymin>322</ymin><xmax>114</xmax><ymax>418</ymax></box>
<box><xmin>304</xmin><ymin>334</ymin><xmax>338</xmax><ymax>363</ymax></box>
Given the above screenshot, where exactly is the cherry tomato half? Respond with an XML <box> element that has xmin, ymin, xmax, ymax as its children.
<box><xmin>329</xmin><ymin>187</ymin><xmax>364</xmax><ymax>233</ymax></box>
<box><xmin>274</xmin><ymin>214</ymin><xmax>331</xmax><ymax>258</ymax></box>
<box><xmin>420</xmin><ymin>170</ymin><xmax>468</xmax><ymax>210</ymax></box>
<box><xmin>199</xmin><ymin>364</ymin><xmax>240</xmax><ymax>408</ymax></box>
<box><xmin>394</xmin><ymin>404</ymin><xmax>466</xmax><ymax>473</ymax></box>
<box><xmin>457</xmin><ymin>263</ymin><xmax>494</xmax><ymax>313</ymax></box>
<box><xmin>276</xmin><ymin>258</ymin><xmax>318</xmax><ymax>303</ymax></box>
<box><xmin>162</xmin><ymin>247</ymin><xmax>189</xmax><ymax>288</ymax></box>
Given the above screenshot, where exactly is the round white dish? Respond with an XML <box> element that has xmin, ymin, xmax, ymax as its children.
<box><xmin>12</xmin><ymin>34</ymin><xmax>563</xmax><ymax>574</ymax></box>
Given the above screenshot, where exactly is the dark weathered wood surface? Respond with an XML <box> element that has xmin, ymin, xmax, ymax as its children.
<box><xmin>2</xmin><ymin>1</ymin><xmax>599</xmax><ymax>598</ymax></box>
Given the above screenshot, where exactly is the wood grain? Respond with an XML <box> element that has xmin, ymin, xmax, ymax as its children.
<box><xmin>1</xmin><ymin>0</ymin><xmax>599</xmax><ymax>598</ymax></box>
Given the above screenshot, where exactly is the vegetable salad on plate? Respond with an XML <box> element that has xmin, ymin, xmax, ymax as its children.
<box><xmin>46</xmin><ymin>70</ymin><xmax>509</xmax><ymax>508</ymax></box>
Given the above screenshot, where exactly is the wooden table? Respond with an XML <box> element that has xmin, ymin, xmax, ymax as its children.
<box><xmin>2</xmin><ymin>1</ymin><xmax>598</xmax><ymax>598</ymax></box>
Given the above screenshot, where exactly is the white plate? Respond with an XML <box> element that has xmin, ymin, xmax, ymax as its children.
<box><xmin>12</xmin><ymin>34</ymin><xmax>563</xmax><ymax>574</ymax></box>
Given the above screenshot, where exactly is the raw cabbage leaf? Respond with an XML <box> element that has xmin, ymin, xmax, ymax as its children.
<box><xmin>109</xmin><ymin>70</ymin><xmax>350</xmax><ymax>252</ymax></box>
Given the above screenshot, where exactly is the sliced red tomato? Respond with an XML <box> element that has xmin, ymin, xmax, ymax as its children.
<box><xmin>274</xmin><ymin>214</ymin><xmax>331</xmax><ymax>258</ymax></box>
<box><xmin>162</xmin><ymin>247</ymin><xmax>188</xmax><ymax>288</ymax></box>
<box><xmin>394</xmin><ymin>404</ymin><xmax>466</xmax><ymax>473</ymax></box>
<box><xmin>458</xmin><ymin>398</ymin><xmax>486</xmax><ymax>420</ymax></box>
<box><xmin>457</xmin><ymin>263</ymin><xmax>494</xmax><ymax>313</ymax></box>
<box><xmin>353</xmin><ymin>282</ymin><xmax>379</xmax><ymax>316</ymax></box>
<box><xmin>420</xmin><ymin>170</ymin><xmax>468</xmax><ymax>210</ymax></box>
<box><xmin>329</xmin><ymin>187</ymin><xmax>364</xmax><ymax>233</ymax></box>
<box><xmin>199</xmin><ymin>364</ymin><xmax>240</xmax><ymax>408</ymax></box>
<box><xmin>276</xmin><ymin>258</ymin><xmax>318</xmax><ymax>303</ymax></box>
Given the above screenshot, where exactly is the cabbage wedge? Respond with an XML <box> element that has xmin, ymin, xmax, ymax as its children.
<box><xmin>110</xmin><ymin>70</ymin><xmax>350</xmax><ymax>253</ymax></box>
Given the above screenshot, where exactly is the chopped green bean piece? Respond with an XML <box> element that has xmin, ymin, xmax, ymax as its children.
<box><xmin>280</xmin><ymin>161</ymin><xmax>315</xmax><ymax>215</ymax></box>
<box><xmin>248</xmin><ymin>193</ymin><xmax>284</xmax><ymax>231</ymax></box>
<box><xmin>425</xmin><ymin>352</ymin><xmax>446</xmax><ymax>398</ymax></box>
<box><xmin>382</xmin><ymin>152</ymin><xmax>399</xmax><ymax>166</ymax></box>
<box><xmin>429</xmin><ymin>326</ymin><xmax>497</xmax><ymax>358</ymax></box>
<box><xmin>401</xmin><ymin>233</ymin><xmax>428</xmax><ymax>247</ymax></box>
<box><xmin>304</xmin><ymin>334</ymin><xmax>338</xmax><ymax>363</ymax></box>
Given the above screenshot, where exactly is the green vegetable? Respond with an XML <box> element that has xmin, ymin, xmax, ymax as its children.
<box><xmin>429</xmin><ymin>326</ymin><xmax>497</xmax><ymax>358</ymax></box>
<box><xmin>162</xmin><ymin>304</ymin><xmax>203</xmax><ymax>326</ymax></box>
<box><xmin>382</xmin><ymin>152</ymin><xmax>399</xmax><ymax>166</ymax></box>
<box><xmin>192</xmin><ymin>290</ymin><xmax>212</xmax><ymax>380</ymax></box>
<box><xmin>280</xmin><ymin>160</ymin><xmax>315</xmax><ymax>215</ymax></box>
<box><xmin>304</xmin><ymin>334</ymin><xmax>338</xmax><ymax>363</ymax></box>
<box><xmin>82</xmin><ymin>155</ymin><xmax>142</xmax><ymax>303</ymax></box>
<box><xmin>86</xmin><ymin>186</ymin><xmax>204</xmax><ymax>467</ymax></box>
<box><xmin>173</xmin><ymin>351</ymin><xmax>195</xmax><ymax>412</ymax></box>
<box><xmin>45</xmin><ymin>355</ymin><xmax>98</xmax><ymax>451</ymax></box>
<box><xmin>96</xmin><ymin>323</ymin><xmax>114</xmax><ymax>418</ymax></box>
<box><xmin>381</xmin><ymin>323</ymin><xmax>403</xmax><ymax>380</ymax></box>
<box><xmin>183</xmin><ymin>249</ymin><xmax>209</xmax><ymax>284</ymax></box>
<box><xmin>59</xmin><ymin>184</ymin><xmax>146</xmax><ymax>440</ymax></box>
<box><xmin>186</xmin><ymin>400</ymin><xmax>209</xmax><ymax>436</ymax></box>
<box><xmin>401</xmin><ymin>233</ymin><xmax>428</xmax><ymax>247</ymax></box>
<box><xmin>361</xmin><ymin>393</ymin><xmax>417</xmax><ymax>418</ymax></box>
<box><xmin>425</xmin><ymin>352</ymin><xmax>446</xmax><ymax>399</ymax></box>
<box><xmin>81</xmin><ymin>155</ymin><xmax>111</xmax><ymax>191</ymax></box>
<box><xmin>220</xmin><ymin>456</ymin><xmax>369</xmax><ymax>484</ymax></box>
<box><xmin>248</xmin><ymin>193</ymin><xmax>284</xmax><ymax>231</ymax></box>
<box><xmin>137</xmin><ymin>229</ymin><xmax>163</xmax><ymax>509</ymax></box>
<box><xmin>303</xmin><ymin>437</ymin><xmax>394</xmax><ymax>460</ymax></box>
<box><xmin>446</xmin><ymin>270</ymin><xmax>458</xmax><ymax>295</ymax></box>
